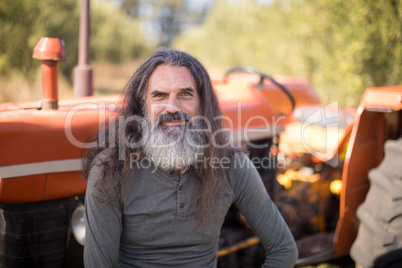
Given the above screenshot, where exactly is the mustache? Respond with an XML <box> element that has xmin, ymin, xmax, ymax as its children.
<box><xmin>155</xmin><ymin>111</ymin><xmax>192</xmax><ymax>125</ymax></box>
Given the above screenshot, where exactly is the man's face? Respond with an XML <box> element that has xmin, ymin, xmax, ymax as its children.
<box><xmin>143</xmin><ymin>65</ymin><xmax>203</xmax><ymax>170</ymax></box>
<box><xmin>145</xmin><ymin>65</ymin><xmax>200</xmax><ymax>126</ymax></box>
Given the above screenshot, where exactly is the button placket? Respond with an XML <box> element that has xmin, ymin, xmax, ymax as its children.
<box><xmin>176</xmin><ymin>170</ymin><xmax>188</xmax><ymax>221</ymax></box>
<box><xmin>176</xmin><ymin>191</ymin><xmax>186</xmax><ymax>220</ymax></box>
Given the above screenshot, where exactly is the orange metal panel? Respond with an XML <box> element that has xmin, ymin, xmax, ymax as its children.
<box><xmin>33</xmin><ymin>37</ymin><xmax>65</xmax><ymax>61</ymax></box>
<box><xmin>215</xmin><ymin>80</ymin><xmax>283</xmax><ymax>140</ymax></box>
<box><xmin>43</xmin><ymin>171</ymin><xmax>87</xmax><ymax>201</ymax></box>
<box><xmin>260</xmin><ymin>79</ymin><xmax>321</xmax><ymax>115</ymax></box>
<box><xmin>333</xmin><ymin>85</ymin><xmax>402</xmax><ymax>258</ymax></box>
<box><xmin>334</xmin><ymin>111</ymin><xmax>385</xmax><ymax>257</ymax></box>
<box><xmin>214</xmin><ymin>76</ymin><xmax>319</xmax><ymax>140</ymax></box>
<box><xmin>363</xmin><ymin>86</ymin><xmax>402</xmax><ymax>111</ymax></box>
<box><xmin>0</xmin><ymin>101</ymin><xmax>117</xmax><ymax>166</ymax></box>
<box><xmin>0</xmin><ymin>95</ymin><xmax>119</xmax><ymax>203</ymax></box>
<box><xmin>0</xmin><ymin>172</ymin><xmax>87</xmax><ymax>204</ymax></box>
<box><xmin>0</xmin><ymin>175</ymin><xmax>47</xmax><ymax>203</ymax></box>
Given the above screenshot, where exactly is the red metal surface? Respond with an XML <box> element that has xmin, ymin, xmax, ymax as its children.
<box><xmin>0</xmin><ymin>96</ymin><xmax>119</xmax><ymax>166</ymax></box>
<box><xmin>33</xmin><ymin>37</ymin><xmax>65</xmax><ymax>61</ymax></box>
<box><xmin>0</xmin><ymin>172</ymin><xmax>86</xmax><ymax>204</ymax></box>
<box><xmin>33</xmin><ymin>37</ymin><xmax>66</xmax><ymax>110</ymax></box>
<box><xmin>213</xmin><ymin>74</ymin><xmax>319</xmax><ymax>141</ymax></box>
<box><xmin>216</xmin><ymin>74</ymin><xmax>320</xmax><ymax>116</ymax></box>
<box><xmin>260</xmin><ymin>76</ymin><xmax>321</xmax><ymax>115</ymax></box>
<box><xmin>334</xmin><ymin>85</ymin><xmax>402</xmax><ymax>258</ymax></box>
<box><xmin>214</xmin><ymin>80</ymin><xmax>283</xmax><ymax>141</ymax></box>
<box><xmin>0</xmin><ymin>95</ymin><xmax>118</xmax><ymax>203</ymax></box>
<box><xmin>40</xmin><ymin>60</ymin><xmax>59</xmax><ymax>108</ymax></box>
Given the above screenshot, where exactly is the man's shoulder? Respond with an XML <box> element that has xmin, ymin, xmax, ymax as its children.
<box><xmin>229</xmin><ymin>152</ymin><xmax>253</xmax><ymax>171</ymax></box>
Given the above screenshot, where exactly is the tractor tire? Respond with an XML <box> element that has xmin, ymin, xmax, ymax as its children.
<box><xmin>350</xmin><ymin>137</ymin><xmax>402</xmax><ymax>268</ymax></box>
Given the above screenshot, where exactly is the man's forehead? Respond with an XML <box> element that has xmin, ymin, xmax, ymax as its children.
<box><xmin>147</xmin><ymin>65</ymin><xmax>197</xmax><ymax>92</ymax></box>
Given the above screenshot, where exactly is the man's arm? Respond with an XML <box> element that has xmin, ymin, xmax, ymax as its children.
<box><xmin>84</xmin><ymin>165</ymin><xmax>123</xmax><ymax>267</ymax></box>
<box><xmin>231</xmin><ymin>153</ymin><xmax>298</xmax><ymax>268</ymax></box>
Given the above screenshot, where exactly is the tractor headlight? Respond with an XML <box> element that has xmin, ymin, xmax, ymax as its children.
<box><xmin>71</xmin><ymin>204</ymin><xmax>86</xmax><ymax>245</ymax></box>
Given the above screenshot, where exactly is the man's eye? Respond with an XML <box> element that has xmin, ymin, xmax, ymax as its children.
<box><xmin>181</xmin><ymin>92</ymin><xmax>192</xmax><ymax>96</ymax></box>
<box><xmin>154</xmin><ymin>93</ymin><xmax>166</xmax><ymax>98</ymax></box>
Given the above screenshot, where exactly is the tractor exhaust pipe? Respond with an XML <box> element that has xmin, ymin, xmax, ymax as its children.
<box><xmin>33</xmin><ymin>37</ymin><xmax>66</xmax><ymax>110</ymax></box>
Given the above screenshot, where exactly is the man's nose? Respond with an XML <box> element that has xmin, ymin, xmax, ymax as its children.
<box><xmin>164</xmin><ymin>96</ymin><xmax>181</xmax><ymax>113</ymax></box>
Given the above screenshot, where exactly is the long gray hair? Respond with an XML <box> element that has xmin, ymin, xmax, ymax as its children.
<box><xmin>84</xmin><ymin>48</ymin><xmax>233</xmax><ymax>226</ymax></box>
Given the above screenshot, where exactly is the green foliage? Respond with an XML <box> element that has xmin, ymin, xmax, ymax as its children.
<box><xmin>90</xmin><ymin>2</ymin><xmax>152</xmax><ymax>63</ymax></box>
<box><xmin>0</xmin><ymin>0</ymin><xmax>80</xmax><ymax>81</ymax></box>
<box><xmin>174</xmin><ymin>0</ymin><xmax>402</xmax><ymax>106</ymax></box>
<box><xmin>174</xmin><ymin>1</ymin><xmax>273</xmax><ymax>71</ymax></box>
<box><xmin>291</xmin><ymin>0</ymin><xmax>402</xmax><ymax>105</ymax></box>
<box><xmin>0</xmin><ymin>0</ymin><xmax>152</xmax><ymax>82</ymax></box>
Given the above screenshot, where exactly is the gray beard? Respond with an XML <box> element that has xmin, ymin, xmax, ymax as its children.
<box><xmin>142</xmin><ymin>117</ymin><xmax>205</xmax><ymax>171</ymax></box>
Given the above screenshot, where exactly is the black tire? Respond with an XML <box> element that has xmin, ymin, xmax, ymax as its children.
<box><xmin>350</xmin><ymin>137</ymin><xmax>402</xmax><ymax>268</ymax></box>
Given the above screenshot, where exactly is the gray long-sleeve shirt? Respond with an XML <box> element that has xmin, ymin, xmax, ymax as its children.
<box><xmin>84</xmin><ymin>153</ymin><xmax>298</xmax><ymax>267</ymax></box>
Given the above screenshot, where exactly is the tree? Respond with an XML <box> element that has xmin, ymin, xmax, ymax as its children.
<box><xmin>0</xmin><ymin>0</ymin><xmax>152</xmax><ymax>82</ymax></box>
<box><xmin>0</xmin><ymin>0</ymin><xmax>79</xmax><ymax>81</ymax></box>
<box><xmin>118</xmin><ymin>0</ymin><xmax>210</xmax><ymax>46</ymax></box>
<box><xmin>90</xmin><ymin>2</ymin><xmax>152</xmax><ymax>63</ymax></box>
<box><xmin>173</xmin><ymin>0</ymin><xmax>402</xmax><ymax>106</ymax></box>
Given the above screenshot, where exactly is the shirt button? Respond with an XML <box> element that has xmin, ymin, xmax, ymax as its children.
<box><xmin>179</xmin><ymin>203</ymin><xmax>184</xmax><ymax>208</ymax></box>
<box><xmin>169</xmin><ymin>170</ymin><xmax>175</xmax><ymax>176</ymax></box>
<box><xmin>179</xmin><ymin>185</ymin><xmax>183</xmax><ymax>190</ymax></box>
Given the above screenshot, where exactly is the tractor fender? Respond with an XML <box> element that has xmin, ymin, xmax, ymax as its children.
<box><xmin>350</xmin><ymin>137</ymin><xmax>402</xmax><ymax>267</ymax></box>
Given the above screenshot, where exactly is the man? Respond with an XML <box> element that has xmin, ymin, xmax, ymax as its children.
<box><xmin>83</xmin><ymin>48</ymin><xmax>298</xmax><ymax>267</ymax></box>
